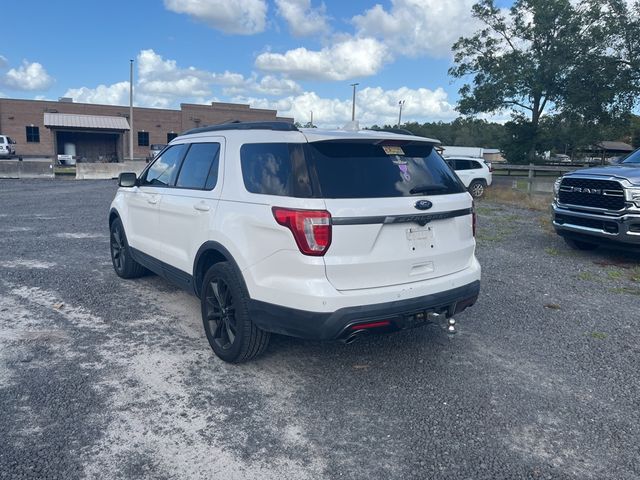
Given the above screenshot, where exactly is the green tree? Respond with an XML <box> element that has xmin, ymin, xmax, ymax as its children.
<box><xmin>449</xmin><ymin>0</ymin><xmax>640</xmax><ymax>163</ymax></box>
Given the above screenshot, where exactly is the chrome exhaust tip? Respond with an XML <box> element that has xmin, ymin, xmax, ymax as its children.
<box><xmin>342</xmin><ymin>329</ymin><xmax>369</xmax><ymax>345</ymax></box>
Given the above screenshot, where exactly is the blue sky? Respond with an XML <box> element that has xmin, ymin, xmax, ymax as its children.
<box><xmin>0</xmin><ymin>0</ymin><xmax>505</xmax><ymax>127</ymax></box>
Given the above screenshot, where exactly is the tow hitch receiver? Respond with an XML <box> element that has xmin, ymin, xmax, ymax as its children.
<box><xmin>427</xmin><ymin>312</ymin><xmax>457</xmax><ymax>335</ymax></box>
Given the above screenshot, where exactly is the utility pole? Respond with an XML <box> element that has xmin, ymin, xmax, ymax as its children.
<box><xmin>129</xmin><ymin>59</ymin><xmax>134</xmax><ymax>161</ymax></box>
<box><xmin>350</xmin><ymin>83</ymin><xmax>359</xmax><ymax>121</ymax></box>
<box><xmin>398</xmin><ymin>100</ymin><xmax>405</xmax><ymax>127</ymax></box>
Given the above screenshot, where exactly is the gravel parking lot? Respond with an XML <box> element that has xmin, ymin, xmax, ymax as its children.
<box><xmin>1</xmin><ymin>179</ymin><xmax>639</xmax><ymax>480</ymax></box>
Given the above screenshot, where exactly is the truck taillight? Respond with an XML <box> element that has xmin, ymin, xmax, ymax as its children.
<box><xmin>272</xmin><ymin>207</ymin><xmax>332</xmax><ymax>256</ymax></box>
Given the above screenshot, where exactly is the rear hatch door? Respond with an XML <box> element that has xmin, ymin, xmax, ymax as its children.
<box><xmin>307</xmin><ymin>140</ymin><xmax>475</xmax><ymax>291</ymax></box>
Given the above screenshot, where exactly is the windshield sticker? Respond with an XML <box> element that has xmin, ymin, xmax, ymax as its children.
<box><xmin>398</xmin><ymin>163</ymin><xmax>411</xmax><ymax>182</ymax></box>
<box><xmin>383</xmin><ymin>145</ymin><xmax>405</xmax><ymax>156</ymax></box>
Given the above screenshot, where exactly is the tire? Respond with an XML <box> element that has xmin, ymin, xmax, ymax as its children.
<box><xmin>201</xmin><ymin>262</ymin><xmax>270</xmax><ymax>363</ymax></box>
<box><xmin>564</xmin><ymin>237</ymin><xmax>599</xmax><ymax>251</ymax></box>
<box><xmin>110</xmin><ymin>218</ymin><xmax>146</xmax><ymax>279</ymax></box>
<box><xmin>468</xmin><ymin>180</ymin><xmax>486</xmax><ymax>198</ymax></box>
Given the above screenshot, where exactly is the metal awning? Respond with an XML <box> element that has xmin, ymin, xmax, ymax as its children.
<box><xmin>44</xmin><ymin>113</ymin><xmax>130</xmax><ymax>131</ymax></box>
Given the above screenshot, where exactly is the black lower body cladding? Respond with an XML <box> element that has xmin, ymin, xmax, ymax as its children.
<box><xmin>248</xmin><ymin>281</ymin><xmax>481</xmax><ymax>340</ymax></box>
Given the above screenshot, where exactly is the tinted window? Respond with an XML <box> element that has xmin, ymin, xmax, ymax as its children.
<box><xmin>241</xmin><ymin>143</ymin><xmax>312</xmax><ymax>197</ymax></box>
<box><xmin>138</xmin><ymin>131</ymin><xmax>149</xmax><ymax>147</ymax></box>
<box><xmin>0</xmin><ymin>137</ymin><xmax>5</xmax><ymax>144</ymax></box>
<box><xmin>454</xmin><ymin>159</ymin><xmax>472</xmax><ymax>170</ymax></box>
<box><xmin>26</xmin><ymin>126</ymin><xmax>40</xmax><ymax>143</ymax></box>
<box><xmin>310</xmin><ymin>143</ymin><xmax>464</xmax><ymax>198</ymax></box>
<box><xmin>167</xmin><ymin>132</ymin><xmax>178</xmax><ymax>143</ymax></box>
<box><xmin>470</xmin><ymin>161</ymin><xmax>482</xmax><ymax>169</ymax></box>
<box><xmin>176</xmin><ymin>143</ymin><xmax>220</xmax><ymax>190</ymax></box>
<box><xmin>622</xmin><ymin>148</ymin><xmax>640</xmax><ymax>164</ymax></box>
<box><xmin>142</xmin><ymin>144</ymin><xmax>186</xmax><ymax>186</ymax></box>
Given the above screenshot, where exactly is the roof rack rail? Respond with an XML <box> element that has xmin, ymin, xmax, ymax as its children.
<box><xmin>182</xmin><ymin>121</ymin><xmax>298</xmax><ymax>136</ymax></box>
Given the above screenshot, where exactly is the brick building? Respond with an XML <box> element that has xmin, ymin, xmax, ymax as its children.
<box><xmin>0</xmin><ymin>98</ymin><xmax>292</xmax><ymax>161</ymax></box>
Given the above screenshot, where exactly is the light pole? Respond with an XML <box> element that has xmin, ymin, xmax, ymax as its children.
<box><xmin>129</xmin><ymin>59</ymin><xmax>134</xmax><ymax>161</ymax></box>
<box><xmin>350</xmin><ymin>83</ymin><xmax>359</xmax><ymax>121</ymax></box>
<box><xmin>398</xmin><ymin>100</ymin><xmax>405</xmax><ymax>127</ymax></box>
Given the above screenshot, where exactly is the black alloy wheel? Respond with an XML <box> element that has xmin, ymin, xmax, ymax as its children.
<box><xmin>200</xmin><ymin>262</ymin><xmax>270</xmax><ymax>363</ymax></box>
<box><xmin>109</xmin><ymin>218</ymin><xmax>146</xmax><ymax>279</ymax></box>
<box><xmin>203</xmin><ymin>277</ymin><xmax>237</xmax><ymax>351</ymax></box>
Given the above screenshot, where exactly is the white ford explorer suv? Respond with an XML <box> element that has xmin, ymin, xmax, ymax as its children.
<box><xmin>109</xmin><ymin>122</ymin><xmax>481</xmax><ymax>362</ymax></box>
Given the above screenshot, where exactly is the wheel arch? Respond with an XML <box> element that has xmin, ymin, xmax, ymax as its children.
<box><xmin>109</xmin><ymin>208</ymin><xmax>121</xmax><ymax>227</ymax></box>
<box><xmin>193</xmin><ymin>242</ymin><xmax>245</xmax><ymax>298</ymax></box>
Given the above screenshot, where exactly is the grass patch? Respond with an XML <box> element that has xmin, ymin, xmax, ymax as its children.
<box><xmin>539</xmin><ymin>216</ymin><xmax>555</xmax><ymax>236</ymax></box>
<box><xmin>610</xmin><ymin>287</ymin><xmax>640</xmax><ymax>296</ymax></box>
<box><xmin>483</xmin><ymin>186</ymin><xmax>552</xmax><ymax>212</ymax></box>
<box><xmin>577</xmin><ymin>271</ymin><xmax>596</xmax><ymax>281</ymax></box>
<box><xmin>607</xmin><ymin>269</ymin><xmax>624</xmax><ymax>280</ymax></box>
<box><xmin>544</xmin><ymin>247</ymin><xmax>560</xmax><ymax>256</ymax></box>
<box><xmin>588</xmin><ymin>332</ymin><xmax>608</xmax><ymax>340</ymax></box>
<box><xmin>475</xmin><ymin>206</ymin><xmax>493</xmax><ymax>216</ymax></box>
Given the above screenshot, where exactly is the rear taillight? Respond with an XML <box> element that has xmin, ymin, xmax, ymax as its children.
<box><xmin>272</xmin><ymin>207</ymin><xmax>332</xmax><ymax>256</ymax></box>
<box><xmin>472</xmin><ymin>202</ymin><xmax>477</xmax><ymax>237</ymax></box>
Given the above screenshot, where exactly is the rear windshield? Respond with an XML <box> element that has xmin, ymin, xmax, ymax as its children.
<box><xmin>622</xmin><ymin>148</ymin><xmax>640</xmax><ymax>164</ymax></box>
<box><xmin>240</xmin><ymin>142</ymin><xmax>464</xmax><ymax>198</ymax></box>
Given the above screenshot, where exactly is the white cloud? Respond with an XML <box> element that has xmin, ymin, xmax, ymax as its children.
<box><xmin>164</xmin><ymin>0</ymin><xmax>267</xmax><ymax>34</ymax></box>
<box><xmin>223</xmin><ymin>75</ymin><xmax>302</xmax><ymax>96</ymax></box>
<box><xmin>275</xmin><ymin>0</ymin><xmax>329</xmax><ymax>37</ymax></box>
<box><xmin>63</xmin><ymin>50</ymin><xmax>300</xmax><ymax>107</ymax></box>
<box><xmin>64</xmin><ymin>82</ymin><xmax>130</xmax><ymax>105</ymax></box>
<box><xmin>233</xmin><ymin>85</ymin><xmax>457</xmax><ymax>128</ymax></box>
<box><xmin>255</xmin><ymin>37</ymin><xmax>390</xmax><ymax>80</ymax></box>
<box><xmin>353</xmin><ymin>0</ymin><xmax>479</xmax><ymax>58</ymax></box>
<box><xmin>3</xmin><ymin>61</ymin><xmax>54</xmax><ymax>91</ymax></box>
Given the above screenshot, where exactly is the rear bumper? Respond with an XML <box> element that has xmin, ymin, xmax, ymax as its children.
<box><xmin>248</xmin><ymin>280</ymin><xmax>480</xmax><ymax>340</ymax></box>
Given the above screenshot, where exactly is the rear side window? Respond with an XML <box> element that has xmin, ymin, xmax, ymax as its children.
<box><xmin>176</xmin><ymin>143</ymin><xmax>220</xmax><ymax>190</ymax></box>
<box><xmin>240</xmin><ymin>143</ymin><xmax>312</xmax><ymax>197</ymax></box>
<box><xmin>142</xmin><ymin>144</ymin><xmax>187</xmax><ymax>186</ymax></box>
<box><xmin>454</xmin><ymin>159</ymin><xmax>471</xmax><ymax>170</ymax></box>
<box><xmin>310</xmin><ymin>143</ymin><xmax>465</xmax><ymax>198</ymax></box>
<box><xmin>0</xmin><ymin>137</ymin><xmax>5</xmax><ymax>144</ymax></box>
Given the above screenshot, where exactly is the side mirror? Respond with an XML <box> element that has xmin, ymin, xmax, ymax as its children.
<box><xmin>118</xmin><ymin>172</ymin><xmax>137</xmax><ymax>187</ymax></box>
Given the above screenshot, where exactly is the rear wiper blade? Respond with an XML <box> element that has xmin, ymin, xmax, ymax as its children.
<box><xmin>409</xmin><ymin>185</ymin><xmax>448</xmax><ymax>195</ymax></box>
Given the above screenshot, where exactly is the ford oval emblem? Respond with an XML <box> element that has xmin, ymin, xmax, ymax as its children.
<box><xmin>415</xmin><ymin>200</ymin><xmax>433</xmax><ymax>210</ymax></box>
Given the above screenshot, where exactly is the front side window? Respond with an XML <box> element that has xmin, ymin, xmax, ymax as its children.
<box><xmin>138</xmin><ymin>131</ymin><xmax>149</xmax><ymax>147</ymax></box>
<box><xmin>26</xmin><ymin>126</ymin><xmax>40</xmax><ymax>143</ymax></box>
<box><xmin>176</xmin><ymin>143</ymin><xmax>220</xmax><ymax>190</ymax></box>
<box><xmin>141</xmin><ymin>144</ymin><xmax>186</xmax><ymax>186</ymax></box>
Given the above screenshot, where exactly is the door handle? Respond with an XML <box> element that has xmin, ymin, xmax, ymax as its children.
<box><xmin>147</xmin><ymin>195</ymin><xmax>159</xmax><ymax>205</ymax></box>
<box><xmin>194</xmin><ymin>203</ymin><xmax>210</xmax><ymax>212</ymax></box>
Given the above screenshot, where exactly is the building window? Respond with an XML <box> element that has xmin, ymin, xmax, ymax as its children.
<box><xmin>167</xmin><ymin>132</ymin><xmax>178</xmax><ymax>143</ymax></box>
<box><xmin>138</xmin><ymin>131</ymin><xmax>149</xmax><ymax>147</ymax></box>
<box><xmin>26</xmin><ymin>126</ymin><xmax>40</xmax><ymax>143</ymax></box>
